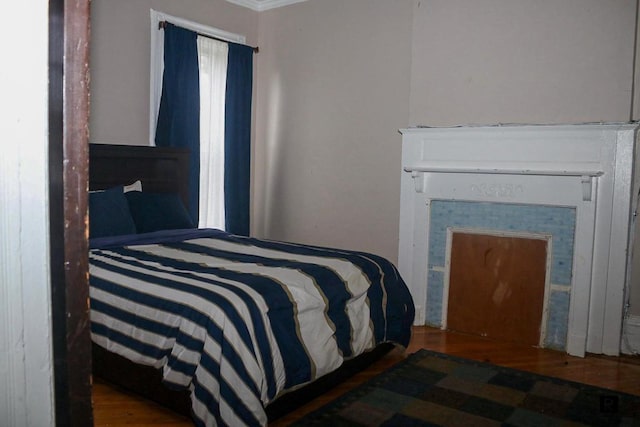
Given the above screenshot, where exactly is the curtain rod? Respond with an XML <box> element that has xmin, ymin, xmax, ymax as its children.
<box><xmin>159</xmin><ymin>21</ymin><xmax>259</xmax><ymax>53</ymax></box>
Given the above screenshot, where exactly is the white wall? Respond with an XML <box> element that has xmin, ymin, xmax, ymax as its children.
<box><xmin>0</xmin><ymin>1</ymin><xmax>54</xmax><ymax>425</ymax></box>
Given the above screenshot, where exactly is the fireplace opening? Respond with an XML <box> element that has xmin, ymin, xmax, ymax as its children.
<box><xmin>444</xmin><ymin>230</ymin><xmax>549</xmax><ymax>347</ymax></box>
<box><xmin>424</xmin><ymin>200</ymin><xmax>574</xmax><ymax>350</ymax></box>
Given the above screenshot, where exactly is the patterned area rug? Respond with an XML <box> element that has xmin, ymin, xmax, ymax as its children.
<box><xmin>291</xmin><ymin>349</ymin><xmax>640</xmax><ymax>426</ymax></box>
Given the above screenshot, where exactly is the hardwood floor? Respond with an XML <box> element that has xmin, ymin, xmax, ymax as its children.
<box><xmin>93</xmin><ymin>327</ymin><xmax>640</xmax><ymax>426</ymax></box>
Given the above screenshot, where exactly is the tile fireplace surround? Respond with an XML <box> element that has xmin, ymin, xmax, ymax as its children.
<box><xmin>398</xmin><ymin>124</ymin><xmax>639</xmax><ymax>357</ymax></box>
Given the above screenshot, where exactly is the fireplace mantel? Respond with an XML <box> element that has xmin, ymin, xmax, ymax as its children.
<box><xmin>398</xmin><ymin>124</ymin><xmax>639</xmax><ymax>357</ymax></box>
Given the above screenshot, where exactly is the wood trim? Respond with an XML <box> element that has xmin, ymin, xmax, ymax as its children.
<box><xmin>49</xmin><ymin>0</ymin><xmax>67</xmax><ymax>423</ymax></box>
<box><xmin>50</xmin><ymin>0</ymin><xmax>93</xmax><ymax>425</ymax></box>
<box><xmin>64</xmin><ymin>0</ymin><xmax>92</xmax><ymax>420</ymax></box>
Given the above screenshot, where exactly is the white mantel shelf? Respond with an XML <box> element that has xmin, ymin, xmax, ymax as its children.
<box><xmin>398</xmin><ymin>123</ymin><xmax>640</xmax><ymax>357</ymax></box>
<box><xmin>403</xmin><ymin>165</ymin><xmax>604</xmax><ymax>177</ymax></box>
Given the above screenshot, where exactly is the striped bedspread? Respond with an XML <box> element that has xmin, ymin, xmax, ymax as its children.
<box><xmin>89</xmin><ymin>229</ymin><xmax>414</xmax><ymax>426</ymax></box>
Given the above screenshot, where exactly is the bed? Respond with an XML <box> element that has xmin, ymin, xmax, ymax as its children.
<box><xmin>88</xmin><ymin>143</ymin><xmax>415</xmax><ymax>426</ymax></box>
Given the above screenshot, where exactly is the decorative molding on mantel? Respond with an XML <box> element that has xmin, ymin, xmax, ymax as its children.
<box><xmin>225</xmin><ymin>0</ymin><xmax>308</xmax><ymax>12</ymax></box>
<box><xmin>403</xmin><ymin>165</ymin><xmax>604</xmax><ymax>201</ymax></box>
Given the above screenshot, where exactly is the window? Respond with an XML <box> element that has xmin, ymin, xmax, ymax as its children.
<box><xmin>197</xmin><ymin>37</ymin><xmax>228</xmax><ymax>229</ymax></box>
<box><xmin>150</xmin><ymin>10</ymin><xmax>246</xmax><ymax>230</ymax></box>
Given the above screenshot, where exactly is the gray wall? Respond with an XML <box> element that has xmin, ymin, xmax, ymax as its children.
<box><xmin>253</xmin><ymin>0</ymin><xmax>413</xmax><ymax>263</ymax></box>
<box><xmin>408</xmin><ymin>0</ymin><xmax>636</xmax><ymax>125</ymax></box>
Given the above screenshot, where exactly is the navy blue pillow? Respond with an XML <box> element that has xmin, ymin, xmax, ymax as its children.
<box><xmin>125</xmin><ymin>191</ymin><xmax>195</xmax><ymax>233</ymax></box>
<box><xmin>89</xmin><ymin>186</ymin><xmax>137</xmax><ymax>238</ymax></box>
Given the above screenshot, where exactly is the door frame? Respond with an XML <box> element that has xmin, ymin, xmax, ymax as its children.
<box><xmin>49</xmin><ymin>0</ymin><xmax>92</xmax><ymax>425</ymax></box>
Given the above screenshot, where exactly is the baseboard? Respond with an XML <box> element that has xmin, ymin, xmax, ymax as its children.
<box><xmin>621</xmin><ymin>315</ymin><xmax>640</xmax><ymax>355</ymax></box>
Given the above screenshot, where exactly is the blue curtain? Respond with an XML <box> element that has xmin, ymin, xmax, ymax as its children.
<box><xmin>155</xmin><ymin>23</ymin><xmax>200</xmax><ymax>223</ymax></box>
<box><xmin>224</xmin><ymin>43</ymin><xmax>253</xmax><ymax>236</ymax></box>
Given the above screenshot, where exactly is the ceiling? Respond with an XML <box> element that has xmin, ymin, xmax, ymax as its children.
<box><xmin>225</xmin><ymin>0</ymin><xmax>308</xmax><ymax>12</ymax></box>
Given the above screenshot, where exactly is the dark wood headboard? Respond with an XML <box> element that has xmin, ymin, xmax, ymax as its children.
<box><xmin>89</xmin><ymin>143</ymin><xmax>190</xmax><ymax>209</ymax></box>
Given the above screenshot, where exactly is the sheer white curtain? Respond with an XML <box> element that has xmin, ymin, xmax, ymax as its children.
<box><xmin>197</xmin><ymin>36</ymin><xmax>228</xmax><ymax>229</ymax></box>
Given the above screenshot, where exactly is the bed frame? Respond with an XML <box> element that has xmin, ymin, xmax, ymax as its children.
<box><xmin>89</xmin><ymin>143</ymin><xmax>393</xmax><ymax>421</ymax></box>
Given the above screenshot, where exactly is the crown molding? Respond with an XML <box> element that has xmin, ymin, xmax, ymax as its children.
<box><xmin>225</xmin><ymin>0</ymin><xmax>308</xmax><ymax>12</ymax></box>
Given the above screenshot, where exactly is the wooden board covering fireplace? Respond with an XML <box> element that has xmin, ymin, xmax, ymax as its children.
<box><xmin>447</xmin><ymin>232</ymin><xmax>547</xmax><ymax>347</ymax></box>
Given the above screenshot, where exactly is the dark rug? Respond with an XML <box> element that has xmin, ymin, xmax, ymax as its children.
<box><xmin>291</xmin><ymin>349</ymin><xmax>640</xmax><ymax>426</ymax></box>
